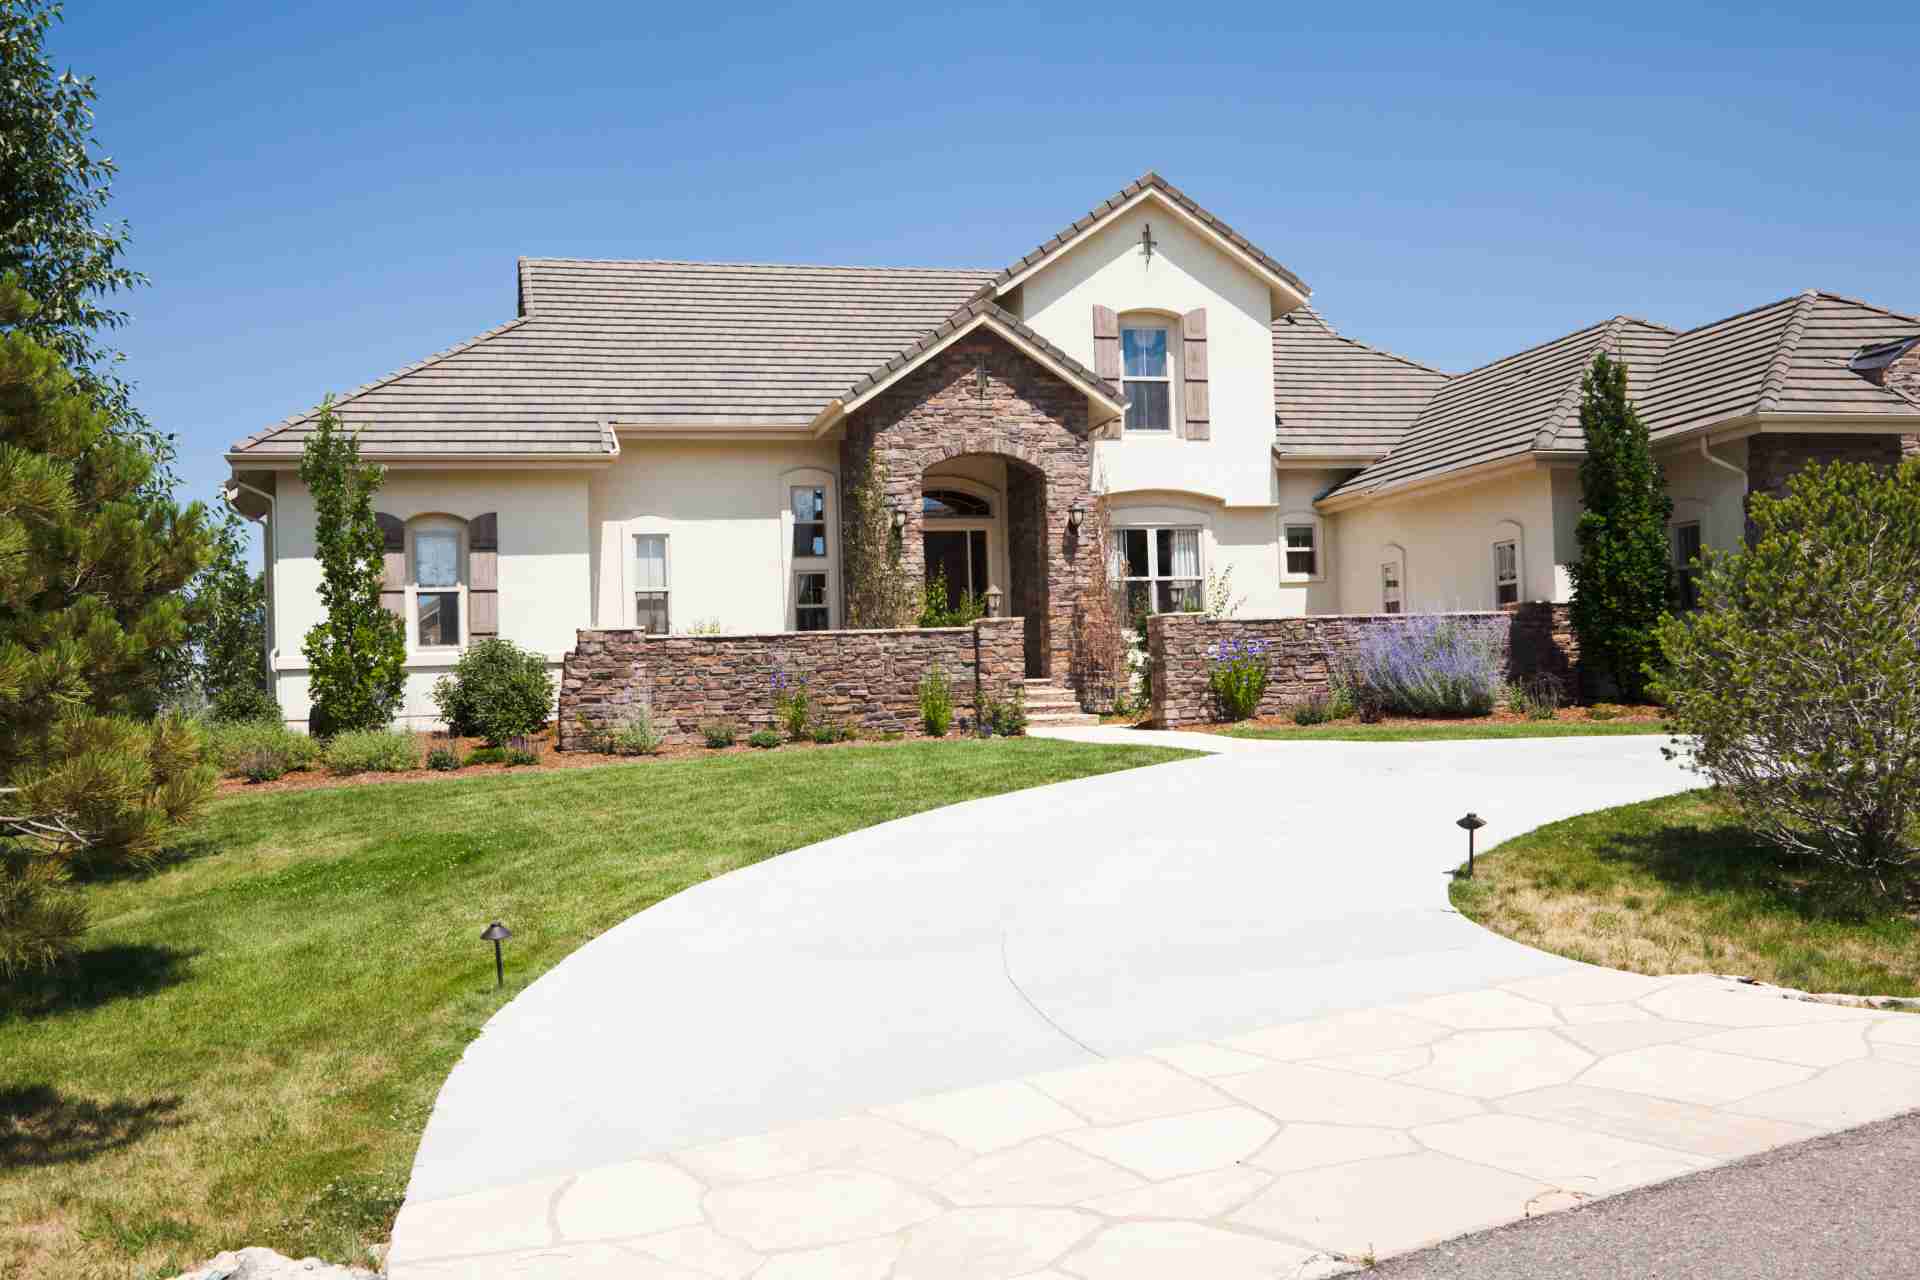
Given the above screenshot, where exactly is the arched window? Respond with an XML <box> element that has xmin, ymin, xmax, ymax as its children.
<box><xmin>923</xmin><ymin>488</ymin><xmax>992</xmax><ymax>518</ymax></box>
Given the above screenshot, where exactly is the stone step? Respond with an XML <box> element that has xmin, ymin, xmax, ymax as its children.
<box><xmin>1027</xmin><ymin>711</ymin><xmax>1100</xmax><ymax>727</ymax></box>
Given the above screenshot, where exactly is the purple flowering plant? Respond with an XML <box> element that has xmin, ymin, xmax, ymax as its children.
<box><xmin>770</xmin><ymin>667</ymin><xmax>811</xmax><ymax>739</ymax></box>
<box><xmin>1207</xmin><ymin>635</ymin><xmax>1270</xmax><ymax>721</ymax></box>
<box><xmin>1344</xmin><ymin>614</ymin><xmax>1506</xmax><ymax>718</ymax></box>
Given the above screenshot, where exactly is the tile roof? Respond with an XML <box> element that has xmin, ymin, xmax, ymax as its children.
<box><xmin>841</xmin><ymin>298</ymin><xmax>1121</xmax><ymax>410</ymax></box>
<box><xmin>231</xmin><ymin>259</ymin><xmax>996</xmax><ymax>456</ymax></box>
<box><xmin>1272</xmin><ymin>306</ymin><xmax>1450</xmax><ymax>459</ymax></box>
<box><xmin>1324</xmin><ymin>315</ymin><xmax>1675</xmax><ymax>500</ymax></box>
<box><xmin>973</xmin><ymin>171</ymin><xmax>1311</xmax><ymax>303</ymax></box>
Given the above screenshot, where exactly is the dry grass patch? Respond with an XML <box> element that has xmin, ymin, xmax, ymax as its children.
<box><xmin>1452</xmin><ymin>790</ymin><xmax>1920</xmax><ymax>995</ymax></box>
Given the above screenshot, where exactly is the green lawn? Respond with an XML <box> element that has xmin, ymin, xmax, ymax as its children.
<box><xmin>1225</xmin><ymin>719</ymin><xmax>1670</xmax><ymax>742</ymax></box>
<box><xmin>0</xmin><ymin>738</ymin><xmax>1193</xmax><ymax>1279</ymax></box>
<box><xmin>1451</xmin><ymin>790</ymin><xmax>1920</xmax><ymax>998</ymax></box>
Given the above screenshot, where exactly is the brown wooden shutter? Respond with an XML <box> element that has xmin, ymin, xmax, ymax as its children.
<box><xmin>375</xmin><ymin>512</ymin><xmax>405</xmax><ymax>620</ymax></box>
<box><xmin>1092</xmin><ymin>305</ymin><xmax>1120</xmax><ymax>383</ymax></box>
<box><xmin>1181</xmin><ymin>308</ymin><xmax>1210</xmax><ymax>441</ymax></box>
<box><xmin>469</xmin><ymin>512</ymin><xmax>499</xmax><ymax>639</ymax></box>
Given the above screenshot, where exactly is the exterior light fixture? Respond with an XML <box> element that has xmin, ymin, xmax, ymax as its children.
<box><xmin>480</xmin><ymin>920</ymin><xmax>513</xmax><ymax>988</ymax></box>
<box><xmin>1455</xmin><ymin>813</ymin><xmax>1487</xmax><ymax>878</ymax></box>
<box><xmin>1068</xmin><ymin>505</ymin><xmax>1084</xmax><ymax>531</ymax></box>
<box><xmin>984</xmin><ymin>586</ymin><xmax>1003</xmax><ymax>617</ymax></box>
<box><xmin>891</xmin><ymin>507</ymin><xmax>906</xmax><ymax>533</ymax></box>
<box><xmin>1140</xmin><ymin>222</ymin><xmax>1157</xmax><ymax>265</ymax></box>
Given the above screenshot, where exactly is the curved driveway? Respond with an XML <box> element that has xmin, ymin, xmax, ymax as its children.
<box><xmin>409</xmin><ymin>730</ymin><xmax>1698</xmax><ymax>1205</ymax></box>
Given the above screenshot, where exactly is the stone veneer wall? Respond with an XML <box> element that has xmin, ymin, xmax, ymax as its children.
<box><xmin>1147</xmin><ymin>604</ymin><xmax>1579</xmax><ymax>728</ymax></box>
<box><xmin>1745</xmin><ymin>432</ymin><xmax>1907</xmax><ymax>507</ymax></box>
<box><xmin>841</xmin><ymin>333</ymin><xmax>1094</xmax><ymax>683</ymax></box>
<box><xmin>557</xmin><ymin>617</ymin><xmax>1026</xmax><ymax>749</ymax></box>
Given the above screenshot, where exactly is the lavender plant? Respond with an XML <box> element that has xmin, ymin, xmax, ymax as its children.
<box><xmin>1344</xmin><ymin>615</ymin><xmax>1507</xmax><ymax>718</ymax></box>
<box><xmin>771</xmin><ymin>669</ymin><xmax>810</xmax><ymax>740</ymax></box>
<box><xmin>1207</xmin><ymin>637</ymin><xmax>1270</xmax><ymax>721</ymax></box>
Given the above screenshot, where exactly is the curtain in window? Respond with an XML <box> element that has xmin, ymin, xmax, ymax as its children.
<box><xmin>1168</xmin><ymin>528</ymin><xmax>1200</xmax><ymax>580</ymax></box>
<box><xmin>634</xmin><ymin>535</ymin><xmax>668</xmax><ymax>591</ymax></box>
<box><xmin>416</xmin><ymin>532</ymin><xmax>459</xmax><ymax>587</ymax></box>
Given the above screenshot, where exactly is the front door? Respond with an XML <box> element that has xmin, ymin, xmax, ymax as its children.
<box><xmin>923</xmin><ymin>529</ymin><xmax>989</xmax><ymax>613</ymax></box>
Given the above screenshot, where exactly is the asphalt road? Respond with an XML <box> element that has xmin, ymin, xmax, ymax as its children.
<box><xmin>1375</xmin><ymin>1108</ymin><xmax>1920</xmax><ymax>1279</ymax></box>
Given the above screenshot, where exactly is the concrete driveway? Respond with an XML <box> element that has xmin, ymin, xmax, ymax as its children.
<box><xmin>407</xmin><ymin>731</ymin><xmax>1699</xmax><ymax>1205</ymax></box>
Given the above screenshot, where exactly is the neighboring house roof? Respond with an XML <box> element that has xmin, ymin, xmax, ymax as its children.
<box><xmin>1272</xmin><ymin>306</ymin><xmax>1450</xmax><ymax>460</ymax></box>
<box><xmin>230</xmin><ymin>259</ymin><xmax>995</xmax><ymax>457</ymax></box>
<box><xmin>972</xmin><ymin>171</ymin><xmax>1312</xmax><ymax>306</ymax></box>
<box><xmin>1325</xmin><ymin>315</ymin><xmax>1674</xmax><ymax>500</ymax></box>
<box><xmin>838</xmin><ymin>298</ymin><xmax>1123</xmax><ymax>419</ymax></box>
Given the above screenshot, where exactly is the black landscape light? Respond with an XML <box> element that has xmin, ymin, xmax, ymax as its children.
<box><xmin>480</xmin><ymin>920</ymin><xmax>512</xmax><ymax>988</ymax></box>
<box><xmin>1456</xmin><ymin>812</ymin><xmax>1488</xmax><ymax>879</ymax></box>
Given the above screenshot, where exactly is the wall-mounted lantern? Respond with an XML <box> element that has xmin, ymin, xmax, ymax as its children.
<box><xmin>891</xmin><ymin>507</ymin><xmax>907</xmax><ymax>534</ymax></box>
<box><xmin>985</xmin><ymin>586</ymin><xmax>1004</xmax><ymax>617</ymax></box>
<box><xmin>1067</xmin><ymin>505</ymin><xmax>1085</xmax><ymax>532</ymax></box>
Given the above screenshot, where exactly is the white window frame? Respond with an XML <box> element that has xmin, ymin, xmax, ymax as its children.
<box><xmin>782</xmin><ymin>468</ymin><xmax>837</xmax><ymax>631</ymax></box>
<box><xmin>1116</xmin><ymin>524</ymin><xmax>1203</xmax><ymax>614</ymax></box>
<box><xmin>1493</xmin><ymin>538</ymin><xmax>1521</xmax><ymax>606</ymax></box>
<box><xmin>794</xmin><ymin>569</ymin><xmax>830</xmax><ymax>632</ymax></box>
<box><xmin>1381</xmin><ymin>562</ymin><xmax>1403</xmax><ymax>614</ymax></box>
<box><xmin>1118</xmin><ymin>315</ymin><xmax>1176</xmax><ymax>434</ymax></box>
<box><xmin>630</xmin><ymin>532</ymin><xmax>670</xmax><ymax>634</ymax></box>
<box><xmin>408</xmin><ymin>517</ymin><xmax>467</xmax><ymax>652</ymax></box>
<box><xmin>1279</xmin><ymin>513</ymin><xmax>1324</xmax><ymax>584</ymax></box>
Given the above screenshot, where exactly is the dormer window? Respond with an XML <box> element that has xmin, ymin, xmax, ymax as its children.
<box><xmin>1121</xmin><ymin>324</ymin><xmax>1172</xmax><ymax>432</ymax></box>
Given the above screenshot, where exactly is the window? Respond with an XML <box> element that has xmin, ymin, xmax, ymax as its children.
<box><xmin>633</xmin><ymin>533</ymin><xmax>669</xmax><ymax>634</ymax></box>
<box><xmin>1118</xmin><ymin>525</ymin><xmax>1201</xmax><ymax>613</ymax></box>
<box><xmin>1673</xmin><ymin>521</ymin><xmax>1703</xmax><ymax>611</ymax></box>
<box><xmin>791</xmin><ymin>486</ymin><xmax>827</xmax><ymax>558</ymax></box>
<box><xmin>795</xmin><ymin>571</ymin><xmax>829</xmax><ymax>631</ymax></box>
<box><xmin>1493</xmin><ymin>539</ymin><xmax>1520</xmax><ymax>606</ymax></box>
<box><xmin>1381</xmin><ymin>561</ymin><xmax>1402</xmax><ymax>614</ymax></box>
<box><xmin>923</xmin><ymin>488</ymin><xmax>991</xmax><ymax>518</ymax></box>
<box><xmin>413</xmin><ymin>527</ymin><xmax>461</xmax><ymax>647</ymax></box>
<box><xmin>1121</xmin><ymin>325</ymin><xmax>1171</xmax><ymax>431</ymax></box>
<box><xmin>1283</xmin><ymin>524</ymin><xmax>1318</xmax><ymax>580</ymax></box>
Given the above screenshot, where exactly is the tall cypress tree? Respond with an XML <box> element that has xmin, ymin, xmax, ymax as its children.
<box><xmin>299</xmin><ymin>400</ymin><xmax>406</xmax><ymax>736</ymax></box>
<box><xmin>1567</xmin><ymin>351</ymin><xmax>1673</xmax><ymax>702</ymax></box>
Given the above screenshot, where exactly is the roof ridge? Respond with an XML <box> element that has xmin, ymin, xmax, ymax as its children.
<box><xmin>1294</xmin><ymin>305</ymin><xmax>1452</xmax><ymax>376</ymax></box>
<box><xmin>1538</xmin><ymin>317</ymin><xmax>1626</xmax><ymax>448</ymax></box>
<box><xmin>1806</xmin><ymin>288</ymin><xmax>1920</xmax><ymax>327</ymax></box>
<box><xmin>229</xmin><ymin>315</ymin><xmax>534</xmax><ymax>454</ymax></box>
<box><xmin>1444</xmin><ymin>316</ymin><xmax>1618</xmax><ymax>381</ymax></box>
<box><xmin>1669</xmin><ymin>290</ymin><xmax>1807</xmax><ymax>338</ymax></box>
<box><xmin>1754</xmin><ymin>290</ymin><xmax>1820</xmax><ymax>414</ymax></box>
<box><xmin>520</xmin><ymin>256</ymin><xmax>996</xmax><ymax>275</ymax></box>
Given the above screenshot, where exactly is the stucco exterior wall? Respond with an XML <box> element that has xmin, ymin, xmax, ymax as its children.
<box><xmin>269</xmin><ymin>467</ymin><xmax>593</xmax><ymax>728</ymax></box>
<box><xmin>588</xmin><ymin>441</ymin><xmax>842</xmax><ymax>633</ymax></box>
<box><xmin>1325</xmin><ymin>467</ymin><xmax>1560</xmax><ymax>613</ymax></box>
<box><xmin>1014</xmin><ymin>202</ymin><xmax>1280</xmax><ymax>508</ymax></box>
<box><xmin>1656</xmin><ymin>436</ymin><xmax>1750</xmax><ymax>558</ymax></box>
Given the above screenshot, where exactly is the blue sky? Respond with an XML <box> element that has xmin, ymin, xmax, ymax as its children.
<box><xmin>54</xmin><ymin>2</ymin><xmax>1920</xmax><ymax>525</ymax></box>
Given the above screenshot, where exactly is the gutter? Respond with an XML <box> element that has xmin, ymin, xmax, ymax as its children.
<box><xmin>1699</xmin><ymin>435</ymin><xmax>1747</xmax><ymax>484</ymax></box>
<box><xmin>221</xmin><ymin>479</ymin><xmax>277</xmax><ymax>673</ymax></box>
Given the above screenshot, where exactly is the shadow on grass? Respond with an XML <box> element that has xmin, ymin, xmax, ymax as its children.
<box><xmin>0</xmin><ymin>1084</ymin><xmax>184</xmax><ymax>1168</ymax></box>
<box><xmin>0</xmin><ymin>943</ymin><xmax>196</xmax><ymax>1021</ymax></box>
<box><xmin>1590</xmin><ymin>815</ymin><xmax>1904</xmax><ymax>925</ymax></box>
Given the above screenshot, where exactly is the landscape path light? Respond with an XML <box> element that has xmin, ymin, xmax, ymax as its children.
<box><xmin>481</xmin><ymin>920</ymin><xmax>512</xmax><ymax>989</ymax></box>
<box><xmin>1456</xmin><ymin>812</ymin><xmax>1487</xmax><ymax>879</ymax></box>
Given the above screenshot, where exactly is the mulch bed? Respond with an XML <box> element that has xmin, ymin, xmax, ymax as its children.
<box><xmin>213</xmin><ymin>727</ymin><xmax>942</xmax><ymax>798</ymax></box>
<box><xmin>1097</xmin><ymin>704</ymin><xmax>1666</xmax><ymax>734</ymax></box>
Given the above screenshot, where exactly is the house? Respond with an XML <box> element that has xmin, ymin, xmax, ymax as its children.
<box><xmin>225</xmin><ymin>173</ymin><xmax>1920</xmax><ymax>729</ymax></box>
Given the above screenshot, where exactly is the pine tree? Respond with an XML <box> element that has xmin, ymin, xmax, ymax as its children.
<box><xmin>0</xmin><ymin>281</ymin><xmax>214</xmax><ymax>978</ymax></box>
<box><xmin>299</xmin><ymin>399</ymin><xmax>406</xmax><ymax>736</ymax></box>
<box><xmin>1567</xmin><ymin>352</ymin><xmax>1673</xmax><ymax>702</ymax></box>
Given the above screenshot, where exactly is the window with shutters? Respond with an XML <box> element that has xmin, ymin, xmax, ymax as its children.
<box><xmin>1120</xmin><ymin>319</ymin><xmax>1174</xmax><ymax>432</ymax></box>
<box><xmin>632</xmin><ymin>533</ymin><xmax>669</xmax><ymax>634</ymax></box>
<box><xmin>408</xmin><ymin>517</ymin><xmax>466</xmax><ymax>648</ymax></box>
<box><xmin>1117</xmin><ymin>525</ymin><xmax>1202</xmax><ymax>614</ymax></box>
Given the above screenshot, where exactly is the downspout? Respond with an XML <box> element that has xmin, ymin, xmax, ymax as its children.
<box><xmin>1698</xmin><ymin>434</ymin><xmax>1747</xmax><ymax>484</ymax></box>
<box><xmin>221</xmin><ymin>480</ymin><xmax>277</xmax><ymax>676</ymax></box>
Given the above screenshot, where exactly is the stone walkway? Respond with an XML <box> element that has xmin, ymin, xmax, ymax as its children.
<box><xmin>388</xmin><ymin>970</ymin><xmax>1920</xmax><ymax>1277</ymax></box>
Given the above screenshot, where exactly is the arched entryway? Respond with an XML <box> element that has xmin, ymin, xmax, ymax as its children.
<box><xmin>917</xmin><ymin>454</ymin><xmax>1052</xmax><ymax>677</ymax></box>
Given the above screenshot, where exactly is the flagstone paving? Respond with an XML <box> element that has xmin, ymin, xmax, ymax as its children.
<box><xmin>389</xmin><ymin>973</ymin><xmax>1920</xmax><ymax>1277</ymax></box>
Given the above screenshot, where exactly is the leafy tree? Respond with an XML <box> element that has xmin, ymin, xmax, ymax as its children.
<box><xmin>842</xmin><ymin>449</ymin><xmax>917</xmax><ymax>628</ymax></box>
<box><xmin>0</xmin><ymin>282</ymin><xmax>214</xmax><ymax>977</ymax></box>
<box><xmin>1656</xmin><ymin>459</ymin><xmax>1920</xmax><ymax>898</ymax></box>
<box><xmin>1073</xmin><ymin>491</ymin><xmax>1133</xmax><ymax>712</ymax></box>
<box><xmin>188</xmin><ymin>507</ymin><xmax>275</xmax><ymax>721</ymax></box>
<box><xmin>431</xmin><ymin>638</ymin><xmax>553</xmax><ymax>745</ymax></box>
<box><xmin>299</xmin><ymin>399</ymin><xmax>405</xmax><ymax>737</ymax></box>
<box><xmin>1567</xmin><ymin>352</ymin><xmax>1672</xmax><ymax>701</ymax></box>
<box><xmin>0</xmin><ymin>1</ymin><xmax>169</xmax><ymax>479</ymax></box>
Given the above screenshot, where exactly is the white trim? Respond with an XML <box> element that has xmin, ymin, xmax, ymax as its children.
<box><xmin>1491</xmin><ymin>520</ymin><xmax>1524</xmax><ymax>607</ymax></box>
<box><xmin>1117</xmin><ymin>311</ymin><xmax>1178</xmax><ymax>435</ymax></box>
<box><xmin>1379</xmin><ymin>542</ymin><xmax>1407</xmax><ymax>614</ymax></box>
<box><xmin>1279</xmin><ymin>511</ymin><xmax>1325</xmax><ymax>584</ymax></box>
<box><xmin>406</xmin><ymin>516</ymin><xmax>468</xmax><ymax>654</ymax></box>
<box><xmin>628</xmin><ymin>531</ymin><xmax>672</xmax><ymax>633</ymax></box>
<box><xmin>781</xmin><ymin>466</ymin><xmax>838</xmax><ymax>630</ymax></box>
<box><xmin>987</xmin><ymin>187</ymin><xmax>1312</xmax><ymax>310</ymax></box>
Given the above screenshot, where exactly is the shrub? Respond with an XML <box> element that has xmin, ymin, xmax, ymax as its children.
<box><xmin>504</xmin><ymin>746</ymin><xmax>540</xmax><ymax>767</ymax></box>
<box><xmin>202</xmin><ymin>719</ymin><xmax>320</xmax><ymax>779</ymax></box>
<box><xmin>701</xmin><ymin>720</ymin><xmax>738</xmax><ymax>748</ymax></box>
<box><xmin>1292</xmin><ymin>694</ymin><xmax>1334</xmax><ymax>726</ymax></box>
<box><xmin>431</xmin><ymin>638</ymin><xmax>554</xmax><ymax>746</ymax></box>
<box><xmin>809</xmin><ymin>719</ymin><xmax>842</xmax><ymax>744</ymax></box>
<box><xmin>464</xmin><ymin>746</ymin><xmax>509</xmax><ymax>766</ymax></box>
<box><xmin>322</xmin><ymin>729</ymin><xmax>419</xmax><ymax>776</ymax></box>
<box><xmin>1656</xmin><ymin>459</ymin><xmax>1920</xmax><ymax>896</ymax></box>
<box><xmin>918</xmin><ymin>567</ymin><xmax>988</xmax><ymax>628</ymax></box>
<box><xmin>1509</xmin><ymin>676</ymin><xmax>1563</xmax><ymax>722</ymax></box>
<box><xmin>425</xmin><ymin>746</ymin><xmax>461</xmax><ymax>772</ymax></box>
<box><xmin>771</xmin><ymin>670</ymin><xmax>810</xmax><ymax>741</ymax></box>
<box><xmin>979</xmin><ymin>687</ymin><xmax>1028</xmax><ymax>738</ymax></box>
<box><xmin>748</xmin><ymin>729</ymin><xmax>781</xmax><ymax>749</ymax></box>
<box><xmin>1344</xmin><ymin>615</ymin><xmax>1506</xmax><ymax>718</ymax></box>
<box><xmin>1207</xmin><ymin>637</ymin><xmax>1270</xmax><ymax>721</ymax></box>
<box><xmin>605</xmin><ymin>709</ymin><xmax>663</xmax><ymax>756</ymax></box>
<box><xmin>1586</xmin><ymin>703</ymin><xmax>1624</xmax><ymax>722</ymax></box>
<box><xmin>919</xmin><ymin>664</ymin><xmax>954</xmax><ymax>737</ymax></box>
